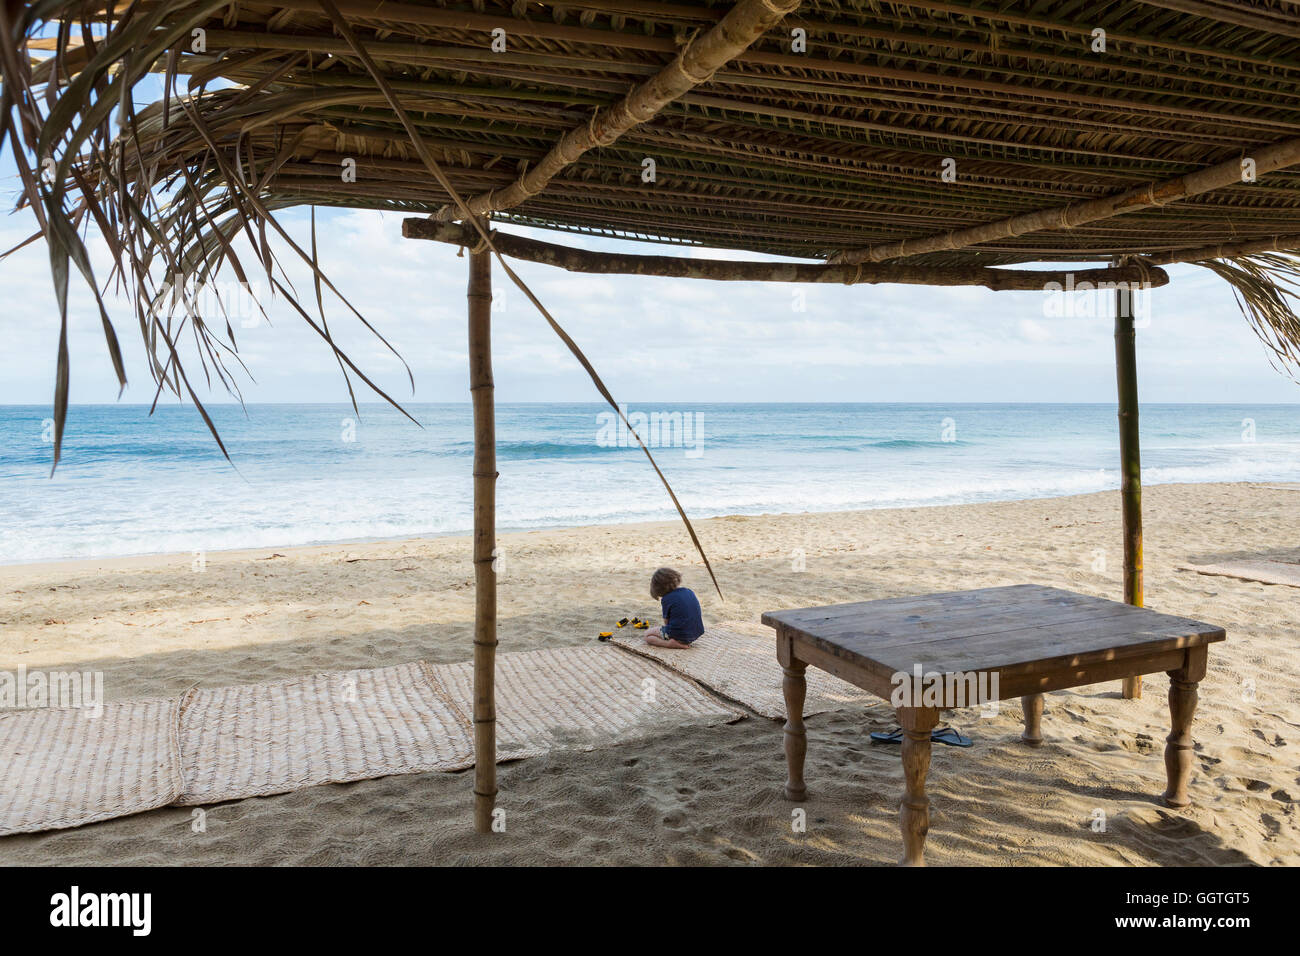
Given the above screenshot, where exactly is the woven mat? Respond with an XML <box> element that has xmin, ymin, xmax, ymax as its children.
<box><xmin>1179</xmin><ymin>560</ymin><xmax>1300</xmax><ymax>588</ymax></box>
<box><xmin>6</xmin><ymin>647</ymin><xmax>745</xmax><ymax>831</ymax></box>
<box><xmin>611</xmin><ymin>621</ymin><xmax>878</xmax><ymax>719</ymax></box>
<box><xmin>431</xmin><ymin>646</ymin><xmax>743</xmax><ymax>759</ymax></box>
<box><xmin>175</xmin><ymin>661</ymin><xmax>472</xmax><ymax>806</ymax></box>
<box><xmin>0</xmin><ymin>697</ymin><xmax>183</xmax><ymax>837</ymax></box>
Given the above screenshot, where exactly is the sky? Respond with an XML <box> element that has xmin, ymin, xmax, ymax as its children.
<box><xmin>1</xmin><ymin>195</ymin><xmax>1298</xmax><ymax>408</ymax></box>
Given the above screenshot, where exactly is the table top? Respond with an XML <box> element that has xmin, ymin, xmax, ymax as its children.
<box><xmin>761</xmin><ymin>584</ymin><xmax>1225</xmax><ymax>681</ymax></box>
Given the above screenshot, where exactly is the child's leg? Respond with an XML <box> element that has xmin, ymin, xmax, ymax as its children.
<box><xmin>644</xmin><ymin>629</ymin><xmax>690</xmax><ymax>649</ymax></box>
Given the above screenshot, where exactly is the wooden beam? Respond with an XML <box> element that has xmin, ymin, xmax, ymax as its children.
<box><xmin>431</xmin><ymin>0</ymin><xmax>801</xmax><ymax>221</ymax></box>
<box><xmin>403</xmin><ymin>218</ymin><xmax>1170</xmax><ymax>290</ymax></box>
<box><xmin>1146</xmin><ymin>233</ymin><xmax>1300</xmax><ymax>265</ymax></box>
<box><xmin>467</xmin><ymin>234</ymin><xmax>498</xmax><ymax>832</ymax></box>
<box><xmin>1114</xmin><ymin>269</ymin><xmax>1143</xmax><ymax>700</ymax></box>
<box><xmin>831</xmin><ymin>135</ymin><xmax>1300</xmax><ymax>265</ymax></box>
<box><xmin>1136</xmin><ymin>0</ymin><xmax>1300</xmax><ymax>40</ymax></box>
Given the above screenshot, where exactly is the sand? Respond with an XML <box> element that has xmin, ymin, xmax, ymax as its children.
<box><xmin>1</xmin><ymin>481</ymin><xmax>1296</xmax><ymax>866</ymax></box>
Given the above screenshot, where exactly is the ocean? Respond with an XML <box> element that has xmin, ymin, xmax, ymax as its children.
<box><xmin>1</xmin><ymin>402</ymin><xmax>1297</xmax><ymax>564</ymax></box>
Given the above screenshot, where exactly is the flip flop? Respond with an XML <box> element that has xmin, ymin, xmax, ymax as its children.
<box><xmin>869</xmin><ymin>726</ymin><xmax>974</xmax><ymax>747</ymax></box>
<box><xmin>931</xmin><ymin>726</ymin><xmax>973</xmax><ymax>747</ymax></box>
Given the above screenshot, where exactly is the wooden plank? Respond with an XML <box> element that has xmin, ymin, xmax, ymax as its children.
<box><xmin>766</xmin><ymin>585</ymin><xmax>1218</xmax><ymax>652</ymax></box>
<box><xmin>778</xmin><ymin>628</ymin><xmax>897</xmax><ymax>700</ymax></box>
<box><xmin>762</xmin><ymin>584</ymin><xmax>1083</xmax><ymax>634</ymax></box>
<box><xmin>801</xmin><ymin>595</ymin><xmax>1136</xmax><ymax>649</ymax></box>
<box><xmin>869</xmin><ymin>616</ymin><xmax>1223</xmax><ymax>678</ymax></box>
<box><xmin>785</xmin><ymin>632</ymin><xmax>1197</xmax><ymax>705</ymax></box>
<box><xmin>994</xmin><ymin>649</ymin><xmax>1191</xmax><ymax>699</ymax></box>
<box><xmin>814</xmin><ymin>601</ymin><xmax>1222</xmax><ymax>662</ymax></box>
<box><xmin>767</xmin><ymin>587</ymin><xmax>1225</xmax><ymax>697</ymax></box>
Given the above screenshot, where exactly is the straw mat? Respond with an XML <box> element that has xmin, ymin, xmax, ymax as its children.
<box><xmin>5</xmin><ymin>646</ymin><xmax>745</xmax><ymax>832</ymax></box>
<box><xmin>0</xmin><ymin>697</ymin><xmax>183</xmax><ymax>836</ymax></box>
<box><xmin>611</xmin><ymin>620</ymin><xmax>878</xmax><ymax>719</ymax></box>
<box><xmin>1179</xmin><ymin>560</ymin><xmax>1300</xmax><ymax>589</ymax></box>
<box><xmin>430</xmin><ymin>646</ymin><xmax>743</xmax><ymax>759</ymax></box>
<box><xmin>175</xmin><ymin>661</ymin><xmax>471</xmax><ymax>805</ymax></box>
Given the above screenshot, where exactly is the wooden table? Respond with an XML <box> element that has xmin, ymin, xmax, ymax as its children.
<box><xmin>761</xmin><ymin>584</ymin><xmax>1225</xmax><ymax>866</ymax></box>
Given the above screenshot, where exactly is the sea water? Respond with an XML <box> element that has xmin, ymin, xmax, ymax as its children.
<box><xmin>0</xmin><ymin>402</ymin><xmax>1296</xmax><ymax>563</ymax></box>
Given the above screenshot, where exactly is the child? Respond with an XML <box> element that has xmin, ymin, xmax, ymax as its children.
<box><xmin>644</xmin><ymin>567</ymin><xmax>705</xmax><ymax>648</ymax></box>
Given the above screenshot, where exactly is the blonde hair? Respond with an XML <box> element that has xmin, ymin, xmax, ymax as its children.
<box><xmin>650</xmin><ymin>567</ymin><xmax>682</xmax><ymax>599</ymax></box>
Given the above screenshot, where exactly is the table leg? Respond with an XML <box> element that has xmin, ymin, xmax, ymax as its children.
<box><xmin>782</xmin><ymin>660</ymin><xmax>808</xmax><ymax>801</ymax></box>
<box><xmin>1162</xmin><ymin>646</ymin><xmax>1207</xmax><ymax>809</ymax></box>
<box><xmin>897</xmin><ymin>706</ymin><xmax>940</xmax><ymax>866</ymax></box>
<box><xmin>1021</xmin><ymin>693</ymin><xmax>1044</xmax><ymax>746</ymax></box>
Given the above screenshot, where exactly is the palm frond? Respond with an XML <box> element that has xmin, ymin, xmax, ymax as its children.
<box><xmin>1195</xmin><ymin>254</ymin><xmax>1300</xmax><ymax>378</ymax></box>
<box><xmin>1</xmin><ymin>2</ymin><xmax>416</xmax><ymax>471</ymax></box>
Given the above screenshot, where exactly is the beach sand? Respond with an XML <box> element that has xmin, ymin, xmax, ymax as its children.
<box><xmin>1</xmin><ymin>481</ymin><xmax>1296</xmax><ymax>866</ymax></box>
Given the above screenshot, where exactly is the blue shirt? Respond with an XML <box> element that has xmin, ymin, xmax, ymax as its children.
<box><xmin>660</xmin><ymin>587</ymin><xmax>705</xmax><ymax>643</ymax></box>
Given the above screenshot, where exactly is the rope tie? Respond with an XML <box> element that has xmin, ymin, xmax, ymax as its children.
<box><xmin>470</xmin><ymin>229</ymin><xmax>495</xmax><ymax>255</ymax></box>
<box><xmin>843</xmin><ymin>263</ymin><xmax>863</xmax><ymax>285</ymax></box>
<box><xmin>671</xmin><ymin>52</ymin><xmax>718</xmax><ymax>86</ymax></box>
<box><xmin>669</xmin><ymin>29</ymin><xmax>717</xmax><ymax>86</ymax></box>
<box><xmin>1125</xmin><ymin>255</ymin><xmax>1156</xmax><ymax>288</ymax></box>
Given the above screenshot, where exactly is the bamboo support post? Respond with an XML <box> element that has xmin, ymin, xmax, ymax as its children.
<box><xmin>467</xmin><ymin>233</ymin><xmax>498</xmax><ymax>831</ymax></box>
<box><xmin>1114</xmin><ymin>270</ymin><xmax>1144</xmax><ymax>700</ymax></box>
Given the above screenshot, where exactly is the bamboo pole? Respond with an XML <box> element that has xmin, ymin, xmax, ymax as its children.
<box><xmin>1136</xmin><ymin>0</ymin><xmax>1300</xmax><ymax>40</ymax></box>
<box><xmin>1114</xmin><ymin>265</ymin><xmax>1143</xmax><ymax>700</ymax></box>
<box><xmin>1146</xmin><ymin>233</ymin><xmax>1300</xmax><ymax>265</ymax></box>
<box><xmin>467</xmin><ymin>233</ymin><xmax>498</xmax><ymax>831</ymax></box>
<box><xmin>831</xmin><ymin>134</ymin><xmax>1300</xmax><ymax>265</ymax></box>
<box><xmin>402</xmin><ymin>218</ymin><xmax>1171</xmax><ymax>290</ymax></box>
<box><xmin>431</xmin><ymin>0</ymin><xmax>802</xmax><ymax>221</ymax></box>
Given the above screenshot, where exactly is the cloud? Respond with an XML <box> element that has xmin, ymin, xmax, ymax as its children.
<box><xmin>0</xmin><ymin>205</ymin><xmax>1296</xmax><ymax>406</ymax></box>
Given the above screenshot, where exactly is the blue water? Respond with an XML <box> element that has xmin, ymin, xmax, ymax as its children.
<box><xmin>0</xmin><ymin>403</ymin><xmax>1297</xmax><ymax>563</ymax></box>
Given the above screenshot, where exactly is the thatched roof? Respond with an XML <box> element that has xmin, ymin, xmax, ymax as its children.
<box><xmin>3</xmin><ymin>1</ymin><xmax>1300</xmax><ymax>460</ymax></box>
<box><xmin>13</xmin><ymin>1</ymin><xmax>1300</xmax><ymax>258</ymax></box>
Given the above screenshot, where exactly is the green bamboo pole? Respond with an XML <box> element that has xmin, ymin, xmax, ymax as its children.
<box><xmin>467</xmin><ymin>235</ymin><xmax>498</xmax><ymax>830</ymax></box>
<box><xmin>1114</xmin><ymin>268</ymin><xmax>1143</xmax><ymax>700</ymax></box>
